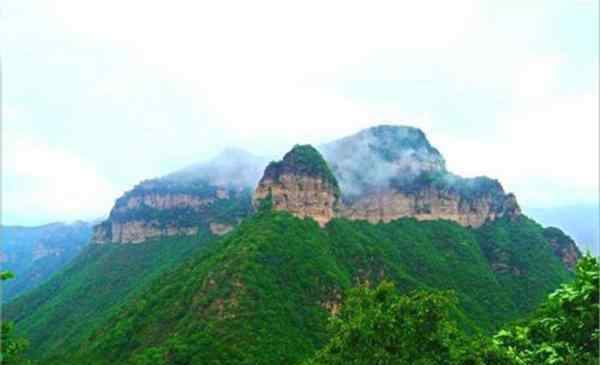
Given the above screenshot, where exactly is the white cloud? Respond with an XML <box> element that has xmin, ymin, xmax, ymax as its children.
<box><xmin>2</xmin><ymin>0</ymin><xmax>598</xmax><ymax>223</ymax></box>
<box><xmin>2</xmin><ymin>129</ymin><xmax>119</xmax><ymax>223</ymax></box>
<box><xmin>435</xmin><ymin>56</ymin><xmax>599</xmax><ymax>207</ymax></box>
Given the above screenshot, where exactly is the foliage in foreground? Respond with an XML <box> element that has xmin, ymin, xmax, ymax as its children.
<box><xmin>304</xmin><ymin>281</ymin><xmax>512</xmax><ymax>365</ymax></box>
<box><xmin>494</xmin><ymin>254</ymin><xmax>599</xmax><ymax>365</ymax></box>
<box><xmin>1</xmin><ymin>271</ymin><xmax>30</xmax><ymax>365</ymax></box>
<box><xmin>306</xmin><ymin>255</ymin><xmax>599</xmax><ymax>365</ymax></box>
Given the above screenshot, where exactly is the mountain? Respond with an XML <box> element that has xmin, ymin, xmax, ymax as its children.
<box><xmin>0</xmin><ymin>221</ymin><xmax>93</xmax><ymax>302</ymax></box>
<box><xmin>254</xmin><ymin>144</ymin><xmax>341</xmax><ymax>226</ymax></box>
<box><xmin>526</xmin><ymin>204</ymin><xmax>599</xmax><ymax>256</ymax></box>
<box><xmin>318</xmin><ymin>125</ymin><xmax>521</xmax><ymax>227</ymax></box>
<box><xmin>6</xmin><ymin>125</ymin><xmax>581</xmax><ymax>364</ymax></box>
<box><xmin>4</xmin><ymin>149</ymin><xmax>266</xmax><ymax>359</ymax></box>
<box><xmin>53</xmin><ymin>212</ymin><xmax>572</xmax><ymax>365</ymax></box>
<box><xmin>93</xmin><ymin>148</ymin><xmax>266</xmax><ymax>243</ymax></box>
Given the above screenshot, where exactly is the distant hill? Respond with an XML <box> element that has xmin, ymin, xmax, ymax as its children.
<box><xmin>0</xmin><ymin>221</ymin><xmax>94</xmax><ymax>302</ymax></box>
<box><xmin>526</xmin><ymin>204</ymin><xmax>599</xmax><ymax>256</ymax></box>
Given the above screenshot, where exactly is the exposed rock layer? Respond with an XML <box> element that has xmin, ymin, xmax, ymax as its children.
<box><xmin>254</xmin><ymin>174</ymin><xmax>339</xmax><ymax>227</ymax></box>
<box><xmin>92</xmin><ymin>149</ymin><xmax>262</xmax><ymax>244</ymax></box>
<box><xmin>255</xmin><ymin>129</ymin><xmax>521</xmax><ymax>228</ymax></box>
<box><xmin>93</xmin><ymin>220</ymin><xmax>199</xmax><ymax>244</ymax></box>
<box><xmin>340</xmin><ymin>188</ymin><xmax>520</xmax><ymax>227</ymax></box>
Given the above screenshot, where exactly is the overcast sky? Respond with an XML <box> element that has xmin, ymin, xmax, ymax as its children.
<box><xmin>2</xmin><ymin>0</ymin><xmax>598</xmax><ymax>225</ymax></box>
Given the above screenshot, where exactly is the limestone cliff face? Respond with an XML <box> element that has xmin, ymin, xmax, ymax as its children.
<box><xmin>93</xmin><ymin>220</ymin><xmax>199</xmax><ymax>244</ymax></box>
<box><xmin>93</xmin><ymin>184</ymin><xmax>252</xmax><ymax>244</ymax></box>
<box><xmin>254</xmin><ymin>174</ymin><xmax>340</xmax><ymax>227</ymax></box>
<box><xmin>255</xmin><ymin>126</ymin><xmax>522</xmax><ymax>229</ymax></box>
<box><xmin>319</xmin><ymin>125</ymin><xmax>522</xmax><ymax>228</ymax></box>
<box><xmin>93</xmin><ymin>149</ymin><xmax>263</xmax><ymax>244</ymax></box>
<box><xmin>253</xmin><ymin>145</ymin><xmax>341</xmax><ymax>227</ymax></box>
<box><xmin>339</xmin><ymin>188</ymin><xmax>520</xmax><ymax>227</ymax></box>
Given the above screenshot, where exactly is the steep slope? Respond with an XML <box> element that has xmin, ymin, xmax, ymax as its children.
<box><xmin>0</xmin><ymin>221</ymin><xmax>93</xmax><ymax>302</ymax></box>
<box><xmin>52</xmin><ymin>210</ymin><xmax>571</xmax><ymax>365</ymax></box>
<box><xmin>320</xmin><ymin>125</ymin><xmax>521</xmax><ymax>227</ymax></box>
<box><xmin>542</xmin><ymin>226</ymin><xmax>582</xmax><ymax>269</ymax></box>
<box><xmin>527</xmin><ymin>204</ymin><xmax>599</xmax><ymax>256</ymax></box>
<box><xmin>5</xmin><ymin>149</ymin><xmax>265</xmax><ymax>360</ymax></box>
<box><xmin>5</xmin><ymin>235</ymin><xmax>212</xmax><ymax>360</ymax></box>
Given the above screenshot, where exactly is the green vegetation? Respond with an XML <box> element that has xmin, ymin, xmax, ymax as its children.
<box><xmin>307</xmin><ymin>255</ymin><xmax>599</xmax><ymax>365</ymax></box>
<box><xmin>266</xmin><ymin>145</ymin><xmax>340</xmax><ymax>192</ymax></box>
<box><xmin>476</xmin><ymin>216</ymin><xmax>572</xmax><ymax>314</ymax></box>
<box><xmin>494</xmin><ymin>254</ymin><xmax>599</xmax><ymax>364</ymax></box>
<box><xmin>110</xmin><ymin>192</ymin><xmax>252</xmax><ymax>227</ymax></box>
<box><xmin>1</xmin><ymin>271</ymin><xmax>30</xmax><ymax>365</ymax></box>
<box><xmin>4</xmin><ymin>234</ymin><xmax>217</xmax><ymax>362</ymax></box>
<box><xmin>393</xmin><ymin>170</ymin><xmax>507</xmax><ymax>203</ymax></box>
<box><xmin>304</xmin><ymin>282</ymin><xmax>513</xmax><ymax>365</ymax></box>
<box><xmin>23</xmin><ymin>210</ymin><xmax>571</xmax><ymax>364</ymax></box>
<box><xmin>122</xmin><ymin>178</ymin><xmax>220</xmax><ymax>199</ymax></box>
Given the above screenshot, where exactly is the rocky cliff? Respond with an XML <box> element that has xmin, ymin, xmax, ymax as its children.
<box><xmin>93</xmin><ymin>149</ymin><xmax>265</xmax><ymax>244</ymax></box>
<box><xmin>254</xmin><ymin>126</ymin><xmax>521</xmax><ymax>228</ymax></box>
<box><xmin>320</xmin><ymin>125</ymin><xmax>521</xmax><ymax>227</ymax></box>
<box><xmin>253</xmin><ymin>145</ymin><xmax>341</xmax><ymax>227</ymax></box>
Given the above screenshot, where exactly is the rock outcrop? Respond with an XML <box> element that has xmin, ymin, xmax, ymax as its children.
<box><xmin>320</xmin><ymin>125</ymin><xmax>521</xmax><ymax>228</ymax></box>
<box><xmin>253</xmin><ymin>145</ymin><xmax>341</xmax><ymax>227</ymax></box>
<box><xmin>254</xmin><ymin>126</ymin><xmax>522</xmax><ymax>229</ymax></box>
<box><xmin>93</xmin><ymin>149</ymin><xmax>264</xmax><ymax>244</ymax></box>
<box><xmin>339</xmin><ymin>188</ymin><xmax>520</xmax><ymax>227</ymax></box>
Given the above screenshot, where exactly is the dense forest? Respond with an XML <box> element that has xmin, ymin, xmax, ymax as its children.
<box><xmin>4</xmin><ymin>210</ymin><xmax>592</xmax><ymax>365</ymax></box>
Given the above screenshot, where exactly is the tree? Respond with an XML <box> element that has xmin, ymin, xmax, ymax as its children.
<box><xmin>304</xmin><ymin>281</ymin><xmax>513</xmax><ymax>365</ymax></box>
<box><xmin>494</xmin><ymin>254</ymin><xmax>599</xmax><ymax>365</ymax></box>
<box><xmin>1</xmin><ymin>271</ymin><xmax>30</xmax><ymax>364</ymax></box>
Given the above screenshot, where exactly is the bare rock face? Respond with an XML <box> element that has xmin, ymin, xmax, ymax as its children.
<box><xmin>209</xmin><ymin>222</ymin><xmax>234</xmax><ymax>236</ymax></box>
<box><xmin>93</xmin><ymin>185</ymin><xmax>252</xmax><ymax>244</ymax></box>
<box><xmin>254</xmin><ymin>129</ymin><xmax>522</xmax><ymax>229</ymax></box>
<box><xmin>339</xmin><ymin>184</ymin><xmax>521</xmax><ymax>228</ymax></box>
<box><xmin>94</xmin><ymin>220</ymin><xmax>199</xmax><ymax>244</ymax></box>
<box><xmin>320</xmin><ymin>125</ymin><xmax>522</xmax><ymax>228</ymax></box>
<box><xmin>93</xmin><ymin>149</ymin><xmax>263</xmax><ymax>244</ymax></box>
<box><xmin>253</xmin><ymin>145</ymin><xmax>341</xmax><ymax>227</ymax></box>
<box><xmin>254</xmin><ymin>174</ymin><xmax>339</xmax><ymax>227</ymax></box>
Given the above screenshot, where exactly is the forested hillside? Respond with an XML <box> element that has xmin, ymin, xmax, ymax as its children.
<box><xmin>34</xmin><ymin>210</ymin><xmax>571</xmax><ymax>365</ymax></box>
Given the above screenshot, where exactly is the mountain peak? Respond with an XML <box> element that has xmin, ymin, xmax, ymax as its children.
<box><xmin>254</xmin><ymin>144</ymin><xmax>340</xmax><ymax>227</ymax></box>
<box><xmin>263</xmin><ymin>145</ymin><xmax>339</xmax><ymax>190</ymax></box>
<box><xmin>320</xmin><ymin>124</ymin><xmax>447</xmax><ymax>198</ymax></box>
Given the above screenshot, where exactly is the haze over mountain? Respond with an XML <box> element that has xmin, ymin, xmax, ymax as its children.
<box><xmin>526</xmin><ymin>204</ymin><xmax>599</xmax><ymax>256</ymax></box>
<box><xmin>0</xmin><ymin>221</ymin><xmax>94</xmax><ymax>302</ymax></box>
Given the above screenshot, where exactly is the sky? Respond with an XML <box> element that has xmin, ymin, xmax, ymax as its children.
<box><xmin>2</xmin><ymin>0</ymin><xmax>598</xmax><ymax>226</ymax></box>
